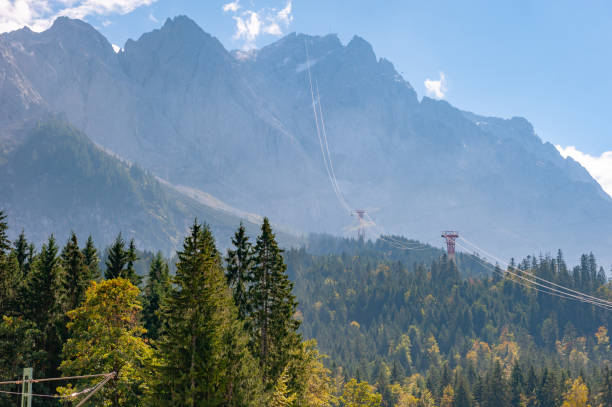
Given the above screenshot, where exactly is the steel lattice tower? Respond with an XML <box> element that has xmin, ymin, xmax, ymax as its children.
<box><xmin>441</xmin><ymin>231</ymin><xmax>459</xmax><ymax>259</ymax></box>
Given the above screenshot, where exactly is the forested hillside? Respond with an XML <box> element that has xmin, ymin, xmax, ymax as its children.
<box><xmin>0</xmin><ymin>119</ymin><xmax>269</xmax><ymax>252</ymax></box>
<box><xmin>286</xmin><ymin>235</ymin><xmax>612</xmax><ymax>406</ymax></box>
<box><xmin>1</xmin><ymin>214</ymin><xmax>611</xmax><ymax>406</ymax></box>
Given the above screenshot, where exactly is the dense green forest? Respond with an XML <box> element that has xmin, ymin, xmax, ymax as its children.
<box><xmin>0</xmin><ymin>210</ymin><xmax>611</xmax><ymax>406</ymax></box>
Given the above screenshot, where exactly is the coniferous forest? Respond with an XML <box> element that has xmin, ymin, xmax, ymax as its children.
<box><xmin>1</xmin><ymin>210</ymin><xmax>611</xmax><ymax>406</ymax></box>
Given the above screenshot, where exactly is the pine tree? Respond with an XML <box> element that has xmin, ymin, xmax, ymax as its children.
<box><xmin>483</xmin><ymin>361</ymin><xmax>510</xmax><ymax>407</ymax></box>
<box><xmin>26</xmin><ymin>243</ymin><xmax>35</xmax><ymax>271</ymax></box>
<box><xmin>25</xmin><ymin>236</ymin><xmax>61</xmax><ymax>328</ymax></box>
<box><xmin>225</xmin><ymin>222</ymin><xmax>253</xmax><ymax>320</ymax></box>
<box><xmin>105</xmin><ymin>233</ymin><xmax>127</xmax><ymax>279</ymax></box>
<box><xmin>13</xmin><ymin>231</ymin><xmax>28</xmax><ymax>274</ymax></box>
<box><xmin>152</xmin><ymin>221</ymin><xmax>264</xmax><ymax>406</ymax></box>
<box><xmin>59</xmin><ymin>232</ymin><xmax>90</xmax><ymax>312</ymax></box>
<box><xmin>24</xmin><ymin>235</ymin><xmax>64</xmax><ymax>382</ymax></box>
<box><xmin>596</xmin><ymin>366</ymin><xmax>612</xmax><ymax>407</ymax></box>
<box><xmin>473</xmin><ymin>374</ymin><xmax>484</xmax><ymax>406</ymax></box>
<box><xmin>124</xmin><ymin>238</ymin><xmax>141</xmax><ymax>286</ymax></box>
<box><xmin>0</xmin><ymin>209</ymin><xmax>20</xmax><ymax>316</ymax></box>
<box><xmin>453</xmin><ymin>375</ymin><xmax>473</xmax><ymax>407</ymax></box>
<box><xmin>142</xmin><ymin>251</ymin><xmax>171</xmax><ymax>340</ymax></box>
<box><xmin>0</xmin><ymin>211</ymin><xmax>10</xmax><ymax>255</ymax></box>
<box><xmin>537</xmin><ymin>368</ymin><xmax>561</xmax><ymax>407</ymax></box>
<box><xmin>510</xmin><ymin>361</ymin><xmax>524</xmax><ymax>407</ymax></box>
<box><xmin>249</xmin><ymin>217</ymin><xmax>301</xmax><ymax>388</ymax></box>
<box><xmin>0</xmin><ymin>251</ymin><xmax>21</xmax><ymax>316</ymax></box>
<box><xmin>82</xmin><ymin>235</ymin><xmax>100</xmax><ymax>280</ymax></box>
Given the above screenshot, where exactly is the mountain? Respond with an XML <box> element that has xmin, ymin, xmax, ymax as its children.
<box><xmin>0</xmin><ymin>119</ymin><xmax>271</xmax><ymax>252</ymax></box>
<box><xmin>1</xmin><ymin>16</ymin><xmax>611</xmax><ymax>264</ymax></box>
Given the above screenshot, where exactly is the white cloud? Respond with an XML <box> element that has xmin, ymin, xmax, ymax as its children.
<box><xmin>111</xmin><ymin>43</ymin><xmax>121</xmax><ymax>52</ymax></box>
<box><xmin>276</xmin><ymin>1</ymin><xmax>292</xmax><ymax>25</ymax></box>
<box><xmin>223</xmin><ymin>0</ymin><xmax>293</xmax><ymax>50</ymax></box>
<box><xmin>556</xmin><ymin>145</ymin><xmax>612</xmax><ymax>198</ymax></box>
<box><xmin>0</xmin><ymin>0</ymin><xmax>157</xmax><ymax>33</ymax></box>
<box><xmin>424</xmin><ymin>72</ymin><xmax>447</xmax><ymax>99</ymax></box>
<box><xmin>222</xmin><ymin>0</ymin><xmax>240</xmax><ymax>13</ymax></box>
<box><xmin>148</xmin><ymin>11</ymin><xmax>157</xmax><ymax>23</ymax></box>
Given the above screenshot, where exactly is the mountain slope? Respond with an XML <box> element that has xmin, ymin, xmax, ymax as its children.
<box><xmin>1</xmin><ymin>17</ymin><xmax>612</xmax><ymax>263</ymax></box>
<box><xmin>0</xmin><ymin>119</ymin><xmax>268</xmax><ymax>252</ymax></box>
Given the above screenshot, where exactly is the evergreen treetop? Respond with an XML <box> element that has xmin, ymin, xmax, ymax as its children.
<box><xmin>225</xmin><ymin>222</ymin><xmax>253</xmax><ymax>320</ymax></box>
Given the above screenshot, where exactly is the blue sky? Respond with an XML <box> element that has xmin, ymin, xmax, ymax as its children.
<box><xmin>2</xmin><ymin>0</ymin><xmax>612</xmax><ymax>192</ymax></box>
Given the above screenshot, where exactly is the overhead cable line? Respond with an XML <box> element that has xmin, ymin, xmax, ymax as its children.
<box><xmin>455</xmin><ymin>241</ymin><xmax>612</xmax><ymax>311</ymax></box>
<box><xmin>304</xmin><ymin>39</ymin><xmax>352</xmax><ymax>214</ymax></box>
<box><xmin>459</xmin><ymin>245</ymin><xmax>612</xmax><ymax>307</ymax></box>
<box><xmin>458</xmin><ymin>236</ymin><xmax>612</xmax><ymax>308</ymax></box>
<box><xmin>0</xmin><ymin>372</ymin><xmax>113</xmax><ymax>386</ymax></box>
<box><xmin>0</xmin><ymin>372</ymin><xmax>115</xmax><ymax>403</ymax></box>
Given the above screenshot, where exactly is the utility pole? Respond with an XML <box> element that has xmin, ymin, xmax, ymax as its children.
<box><xmin>21</xmin><ymin>368</ymin><xmax>32</xmax><ymax>407</ymax></box>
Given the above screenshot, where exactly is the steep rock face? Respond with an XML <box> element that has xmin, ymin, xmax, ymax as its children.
<box><xmin>1</xmin><ymin>17</ymin><xmax>611</xmax><ymax>262</ymax></box>
<box><xmin>116</xmin><ymin>16</ymin><xmax>318</xmax><ymax>206</ymax></box>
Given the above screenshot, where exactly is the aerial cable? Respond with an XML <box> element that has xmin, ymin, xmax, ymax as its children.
<box><xmin>458</xmin><ymin>236</ymin><xmax>612</xmax><ymax>307</ymax></box>
<box><xmin>304</xmin><ymin>39</ymin><xmax>353</xmax><ymax>215</ymax></box>
<box><xmin>305</xmin><ymin>41</ymin><xmax>337</xmax><ymax>199</ymax></box>
<box><xmin>461</xmin><ymin>235</ymin><xmax>612</xmax><ymax>306</ymax></box>
<box><xmin>456</xmin><ymin>241</ymin><xmax>612</xmax><ymax>309</ymax></box>
<box><xmin>378</xmin><ymin>234</ymin><xmax>431</xmax><ymax>251</ymax></box>
<box><xmin>315</xmin><ymin>80</ymin><xmax>351</xmax><ymax>212</ymax></box>
<box><xmin>455</xmin><ymin>241</ymin><xmax>612</xmax><ymax>310</ymax></box>
<box><xmin>0</xmin><ymin>372</ymin><xmax>115</xmax><ymax>401</ymax></box>
<box><xmin>0</xmin><ymin>373</ymin><xmax>113</xmax><ymax>386</ymax></box>
<box><xmin>379</xmin><ymin>236</ymin><xmax>427</xmax><ymax>249</ymax></box>
<box><xmin>461</xmin><ymin>246</ymin><xmax>612</xmax><ymax>309</ymax></box>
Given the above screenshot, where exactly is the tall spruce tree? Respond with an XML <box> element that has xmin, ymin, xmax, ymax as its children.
<box><xmin>152</xmin><ymin>221</ymin><xmax>264</xmax><ymax>406</ymax></box>
<box><xmin>509</xmin><ymin>362</ymin><xmax>524</xmax><ymax>407</ymax></box>
<box><xmin>24</xmin><ymin>235</ymin><xmax>64</xmax><ymax>382</ymax></box>
<box><xmin>59</xmin><ymin>232</ymin><xmax>90</xmax><ymax>312</ymax></box>
<box><xmin>596</xmin><ymin>366</ymin><xmax>612</xmax><ymax>407</ymax></box>
<box><xmin>0</xmin><ymin>211</ymin><xmax>9</xmax><ymax>255</ymax></box>
<box><xmin>225</xmin><ymin>222</ymin><xmax>253</xmax><ymax>320</ymax></box>
<box><xmin>124</xmin><ymin>238</ymin><xmax>141</xmax><ymax>286</ymax></box>
<box><xmin>82</xmin><ymin>235</ymin><xmax>100</xmax><ymax>280</ymax></box>
<box><xmin>13</xmin><ymin>231</ymin><xmax>28</xmax><ymax>274</ymax></box>
<box><xmin>105</xmin><ymin>233</ymin><xmax>127</xmax><ymax>280</ymax></box>
<box><xmin>249</xmin><ymin>217</ymin><xmax>301</xmax><ymax>388</ymax></box>
<box><xmin>483</xmin><ymin>361</ymin><xmax>510</xmax><ymax>407</ymax></box>
<box><xmin>454</xmin><ymin>375</ymin><xmax>473</xmax><ymax>407</ymax></box>
<box><xmin>105</xmin><ymin>235</ymin><xmax>141</xmax><ymax>286</ymax></box>
<box><xmin>142</xmin><ymin>251</ymin><xmax>171</xmax><ymax>340</ymax></box>
<box><xmin>0</xmin><ymin>215</ymin><xmax>21</xmax><ymax>316</ymax></box>
<box><xmin>25</xmin><ymin>236</ymin><xmax>61</xmax><ymax>327</ymax></box>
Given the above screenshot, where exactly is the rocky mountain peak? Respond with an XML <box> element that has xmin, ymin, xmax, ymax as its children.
<box><xmin>346</xmin><ymin>35</ymin><xmax>376</xmax><ymax>61</ymax></box>
<box><xmin>45</xmin><ymin>16</ymin><xmax>115</xmax><ymax>60</ymax></box>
